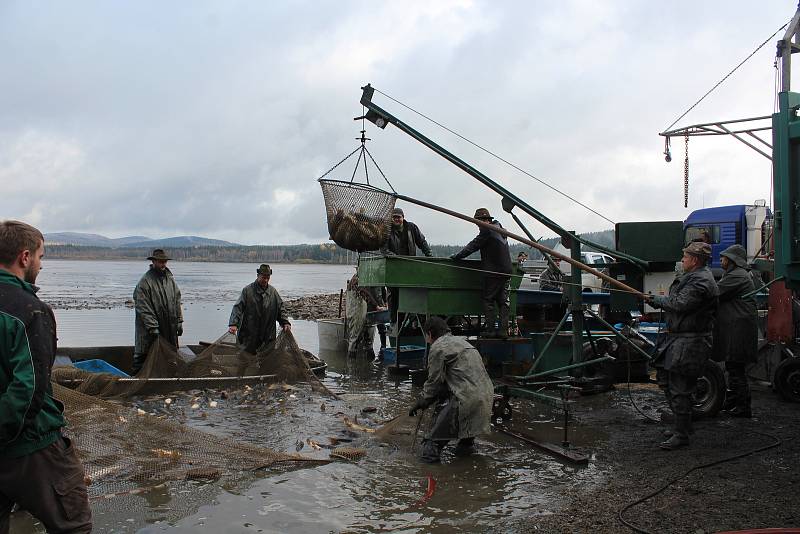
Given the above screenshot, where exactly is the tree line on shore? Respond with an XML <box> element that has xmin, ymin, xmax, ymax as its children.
<box><xmin>46</xmin><ymin>230</ymin><xmax>614</xmax><ymax>263</ymax></box>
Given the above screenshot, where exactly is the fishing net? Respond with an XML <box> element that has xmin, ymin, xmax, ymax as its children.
<box><xmin>52</xmin><ymin>331</ymin><xmax>337</xmax><ymax>399</ymax></box>
<box><xmin>319</xmin><ymin>179</ymin><xmax>396</xmax><ymax>252</ymax></box>
<box><xmin>53</xmin><ymin>383</ymin><xmax>329</xmax><ymax>501</ymax></box>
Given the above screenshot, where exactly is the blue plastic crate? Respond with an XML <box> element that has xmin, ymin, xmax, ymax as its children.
<box><xmin>73</xmin><ymin>359</ymin><xmax>130</xmax><ymax>378</ymax></box>
<box><xmin>383</xmin><ymin>345</ymin><xmax>426</xmax><ymax>364</ymax></box>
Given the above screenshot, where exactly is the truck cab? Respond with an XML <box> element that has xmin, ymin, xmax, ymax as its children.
<box><xmin>683</xmin><ymin>201</ymin><xmax>770</xmax><ymax>271</ymax></box>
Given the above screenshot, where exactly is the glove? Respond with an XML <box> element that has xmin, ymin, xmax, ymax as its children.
<box><xmin>408</xmin><ymin>399</ymin><xmax>427</xmax><ymax>417</ymax></box>
<box><xmin>148</xmin><ymin>327</ymin><xmax>160</xmax><ymax>336</ymax></box>
<box><xmin>177</xmin><ymin>324</ymin><xmax>183</xmax><ymax>336</ymax></box>
<box><xmin>650</xmin><ymin>295</ymin><xmax>668</xmax><ymax>309</ymax></box>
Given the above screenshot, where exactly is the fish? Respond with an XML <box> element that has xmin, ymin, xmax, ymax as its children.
<box><xmin>342</xmin><ymin>416</ymin><xmax>376</xmax><ymax>433</ymax></box>
<box><xmin>151</xmin><ymin>448</ymin><xmax>181</xmax><ymax>459</ymax></box>
<box><xmin>306</xmin><ymin>438</ymin><xmax>322</xmax><ymax>450</ymax></box>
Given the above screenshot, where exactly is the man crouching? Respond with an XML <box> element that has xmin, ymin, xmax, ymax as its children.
<box><xmin>409</xmin><ymin>317</ymin><xmax>494</xmax><ymax>463</ymax></box>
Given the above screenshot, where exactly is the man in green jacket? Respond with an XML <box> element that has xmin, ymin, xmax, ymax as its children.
<box><xmin>409</xmin><ymin>317</ymin><xmax>494</xmax><ymax>463</ymax></box>
<box><xmin>0</xmin><ymin>220</ymin><xmax>92</xmax><ymax>533</ymax></box>
<box><xmin>133</xmin><ymin>249</ymin><xmax>184</xmax><ymax>374</ymax></box>
<box><xmin>228</xmin><ymin>264</ymin><xmax>291</xmax><ymax>354</ymax></box>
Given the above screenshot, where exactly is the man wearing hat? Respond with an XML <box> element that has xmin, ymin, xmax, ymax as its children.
<box><xmin>714</xmin><ymin>244</ymin><xmax>757</xmax><ymax>418</ymax></box>
<box><xmin>228</xmin><ymin>264</ymin><xmax>291</xmax><ymax>354</ymax></box>
<box><xmin>380</xmin><ymin>207</ymin><xmax>432</xmax><ymax>331</ymax></box>
<box><xmin>133</xmin><ymin>249</ymin><xmax>184</xmax><ymax>374</ymax></box>
<box><xmin>451</xmin><ymin>208</ymin><xmax>513</xmax><ymax>338</ymax></box>
<box><xmin>647</xmin><ymin>241</ymin><xmax>719</xmax><ymax>450</ymax></box>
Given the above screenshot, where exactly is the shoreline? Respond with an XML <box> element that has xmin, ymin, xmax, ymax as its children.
<box><xmin>45</xmin><ymin>293</ymin><xmax>343</xmax><ymax>322</ymax></box>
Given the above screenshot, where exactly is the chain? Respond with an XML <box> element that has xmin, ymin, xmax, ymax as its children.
<box><xmin>683</xmin><ymin>132</ymin><xmax>689</xmax><ymax>208</ymax></box>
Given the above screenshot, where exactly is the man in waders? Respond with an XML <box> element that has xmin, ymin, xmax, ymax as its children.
<box><xmin>0</xmin><ymin>220</ymin><xmax>92</xmax><ymax>533</ymax></box>
<box><xmin>409</xmin><ymin>317</ymin><xmax>494</xmax><ymax>463</ymax></box>
<box><xmin>228</xmin><ymin>264</ymin><xmax>291</xmax><ymax>354</ymax></box>
<box><xmin>647</xmin><ymin>241</ymin><xmax>719</xmax><ymax>450</ymax></box>
<box><xmin>451</xmin><ymin>208</ymin><xmax>513</xmax><ymax>338</ymax></box>
<box><xmin>133</xmin><ymin>249</ymin><xmax>183</xmax><ymax>374</ymax></box>
<box><xmin>714</xmin><ymin>244</ymin><xmax>757</xmax><ymax>418</ymax></box>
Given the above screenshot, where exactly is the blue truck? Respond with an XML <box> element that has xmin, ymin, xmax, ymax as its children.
<box><xmin>682</xmin><ymin>201</ymin><xmax>770</xmax><ymax>272</ymax></box>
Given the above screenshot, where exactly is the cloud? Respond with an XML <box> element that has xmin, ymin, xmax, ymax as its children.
<box><xmin>0</xmin><ymin>0</ymin><xmax>792</xmax><ymax>245</ymax></box>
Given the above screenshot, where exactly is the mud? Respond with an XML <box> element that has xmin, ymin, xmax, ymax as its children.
<box><xmin>513</xmin><ymin>383</ymin><xmax>800</xmax><ymax>533</ymax></box>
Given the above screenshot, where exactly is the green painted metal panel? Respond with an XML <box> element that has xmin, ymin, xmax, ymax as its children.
<box><xmin>773</xmin><ymin>91</ymin><xmax>800</xmax><ymax>289</ymax></box>
<box><xmin>615</xmin><ymin>221</ymin><xmax>683</xmax><ymax>265</ymax></box>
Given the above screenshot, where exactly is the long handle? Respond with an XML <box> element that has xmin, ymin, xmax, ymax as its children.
<box><xmin>395</xmin><ymin>194</ymin><xmax>647</xmax><ymax>299</ymax></box>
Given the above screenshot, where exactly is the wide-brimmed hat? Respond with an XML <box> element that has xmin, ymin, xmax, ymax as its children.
<box><xmin>147</xmin><ymin>249</ymin><xmax>171</xmax><ymax>261</ymax></box>
<box><xmin>257</xmin><ymin>264</ymin><xmax>273</xmax><ymax>276</ymax></box>
<box><xmin>720</xmin><ymin>244</ymin><xmax>748</xmax><ymax>268</ymax></box>
<box><xmin>474</xmin><ymin>207</ymin><xmax>492</xmax><ymax>220</ymax></box>
<box><xmin>682</xmin><ymin>241</ymin><xmax>712</xmax><ymax>259</ymax></box>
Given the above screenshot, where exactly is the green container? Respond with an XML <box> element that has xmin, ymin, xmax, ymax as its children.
<box><xmin>358</xmin><ymin>256</ymin><xmax>522</xmax><ymax>316</ymax></box>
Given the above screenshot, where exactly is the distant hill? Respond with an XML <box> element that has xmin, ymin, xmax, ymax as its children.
<box><xmin>45</xmin><ymin>232</ymin><xmax>239</xmax><ymax>248</ymax></box>
<box><xmin>121</xmin><ymin>236</ymin><xmax>238</xmax><ymax>248</ymax></box>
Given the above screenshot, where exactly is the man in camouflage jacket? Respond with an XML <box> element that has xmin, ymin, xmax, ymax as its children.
<box><xmin>648</xmin><ymin>241</ymin><xmax>719</xmax><ymax>450</ymax></box>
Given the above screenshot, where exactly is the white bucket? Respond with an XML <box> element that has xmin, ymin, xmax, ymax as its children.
<box><xmin>318</xmin><ymin>318</ymin><xmax>347</xmax><ymax>352</ymax></box>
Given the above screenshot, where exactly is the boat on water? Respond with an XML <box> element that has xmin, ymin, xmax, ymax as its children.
<box><xmin>55</xmin><ymin>343</ymin><xmax>327</xmax><ymax>395</ymax></box>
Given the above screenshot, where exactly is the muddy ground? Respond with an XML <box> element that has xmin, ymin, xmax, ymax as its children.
<box><xmin>513</xmin><ymin>382</ymin><xmax>800</xmax><ymax>534</ymax></box>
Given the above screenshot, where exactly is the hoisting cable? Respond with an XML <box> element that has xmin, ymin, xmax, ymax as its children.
<box><xmin>618</xmin><ymin>429</ymin><xmax>782</xmax><ymax>534</ymax></box>
<box><xmin>372</xmin><ymin>87</ymin><xmax>616</xmax><ymax>225</ymax></box>
<box><xmin>661</xmin><ymin>20</ymin><xmax>789</xmax><ymax>134</ymax></box>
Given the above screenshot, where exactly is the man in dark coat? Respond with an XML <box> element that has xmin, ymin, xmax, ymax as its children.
<box><xmin>714</xmin><ymin>244</ymin><xmax>757</xmax><ymax>418</ymax></box>
<box><xmin>409</xmin><ymin>317</ymin><xmax>494</xmax><ymax>463</ymax></box>
<box><xmin>133</xmin><ymin>249</ymin><xmax>183</xmax><ymax>373</ymax></box>
<box><xmin>381</xmin><ymin>207</ymin><xmax>432</xmax><ymax>329</ymax></box>
<box><xmin>0</xmin><ymin>220</ymin><xmax>92</xmax><ymax>533</ymax></box>
<box><xmin>228</xmin><ymin>264</ymin><xmax>291</xmax><ymax>354</ymax></box>
<box><xmin>648</xmin><ymin>241</ymin><xmax>719</xmax><ymax>450</ymax></box>
<box><xmin>538</xmin><ymin>258</ymin><xmax>565</xmax><ymax>291</ymax></box>
<box><xmin>451</xmin><ymin>207</ymin><xmax>513</xmax><ymax>338</ymax></box>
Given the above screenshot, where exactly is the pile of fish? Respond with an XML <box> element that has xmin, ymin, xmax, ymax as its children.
<box><xmin>328</xmin><ymin>208</ymin><xmax>388</xmax><ymax>252</ymax></box>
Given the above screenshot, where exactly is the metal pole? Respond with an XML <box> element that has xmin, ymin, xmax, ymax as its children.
<box><xmin>526</xmin><ymin>308</ymin><xmax>571</xmax><ymax>376</ymax></box>
<box><xmin>583</xmin><ymin>307</ymin><xmax>653</xmax><ymax>362</ymax></box>
<box><xmin>515</xmin><ymin>354</ymin><xmax>616</xmax><ymax>381</ymax></box>
<box><xmin>569</xmin><ymin>232</ymin><xmax>584</xmax><ymax>366</ymax></box>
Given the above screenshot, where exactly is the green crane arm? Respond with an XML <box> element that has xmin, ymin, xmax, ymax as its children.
<box><xmin>359</xmin><ymin>84</ymin><xmax>649</xmax><ymax>269</ymax></box>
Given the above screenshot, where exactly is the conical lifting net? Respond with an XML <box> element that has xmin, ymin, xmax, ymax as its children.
<box><xmin>319</xmin><ymin>179</ymin><xmax>396</xmax><ymax>252</ymax></box>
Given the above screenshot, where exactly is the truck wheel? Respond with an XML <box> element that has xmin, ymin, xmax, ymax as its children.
<box><xmin>692</xmin><ymin>361</ymin><xmax>725</xmax><ymax>419</ymax></box>
<box><xmin>774</xmin><ymin>357</ymin><xmax>800</xmax><ymax>403</ymax></box>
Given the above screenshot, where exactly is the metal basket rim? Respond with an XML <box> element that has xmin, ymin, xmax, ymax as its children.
<box><xmin>318</xmin><ymin>178</ymin><xmax>395</xmax><ymax>196</ymax></box>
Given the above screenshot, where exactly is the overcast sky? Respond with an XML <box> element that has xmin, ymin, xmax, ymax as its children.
<box><xmin>0</xmin><ymin>1</ymin><xmax>794</xmax><ymax>246</ymax></box>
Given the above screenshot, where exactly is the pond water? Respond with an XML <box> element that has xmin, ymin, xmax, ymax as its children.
<box><xmin>12</xmin><ymin>260</ymin><xmax>607</xmax><ymax>533</ymax></box>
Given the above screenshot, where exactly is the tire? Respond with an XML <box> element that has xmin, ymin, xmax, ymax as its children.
<box><xmin>774</xmin><ymin>357</ymin><xmax>800</xmax><ymax>403</ymax></box>
<box><xmin>692</xmin><ymin>360</ymin><xmax>725</xmax><ymax>419</ymax></box>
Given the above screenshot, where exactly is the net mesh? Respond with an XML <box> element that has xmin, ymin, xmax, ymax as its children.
<box><xmin>319</xmin><ymin>179</ymin><xmax>396</xmax><ymax>252</ymax></box>
<box><xmin>48</xmin><ymin>331</ymin><xmax>340</xmax><ymax>503</ymax></box>
<box><xmin>52</xmin><ymin>331</ymin><xmax>337</xmax><ymax>399</ymax></box>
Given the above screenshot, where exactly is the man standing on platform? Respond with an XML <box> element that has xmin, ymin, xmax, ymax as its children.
<box><xmin>0</xmin><ymin>220</ymin><xmax>92</xmax><ymax>533</ymax></box>
<box><xmin>228</xmin><ymin>264</ymin><xmax>291</xmax><ymax>354</ymax></box>
<box><xmin>133</xmin><ymin>249</ymin><xmax>183</xmax><ymax>373</ymax></box>
<box><xmin>380</xmin><ymin>207</ymin><xmax>432</xmax><ymax>333</ymax></box>
<box><xmin>451</xmin><ymin>207</ymin><xmax>513</xmax><ymax>338</ymax></box>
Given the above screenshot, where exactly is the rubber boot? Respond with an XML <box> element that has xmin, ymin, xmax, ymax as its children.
<box><xmin>419</xmin><ymin>439</ymin><xmax>446</xmax><ymax>463</ymax></box>
<box><xmin>132</xmin><ymin>353</ymin><xmax>146</xmax><ymax>375</ymax></box>
<box><xmin>659</xmin><ymin>414</ymin><xmax>691</xmax><ymax>450</ymax></box>
<box><xmin>721</xmin><ymin>389</ymin><xmax>737</xmax><ymax>412</ymax></box>
<box><xmin>498</xmin><ymin>316</ymin><xmax>510</xmax><ymax>340</ymax></box>
<box><xmin>453</xmin><ymin>437</ymin><xmax>476</xmax><ymax>457</ymax></box>
<box><xmin>662</xmin><ymin>417</ymin><xmax>694</xmax><ymax>438</ymax></box>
